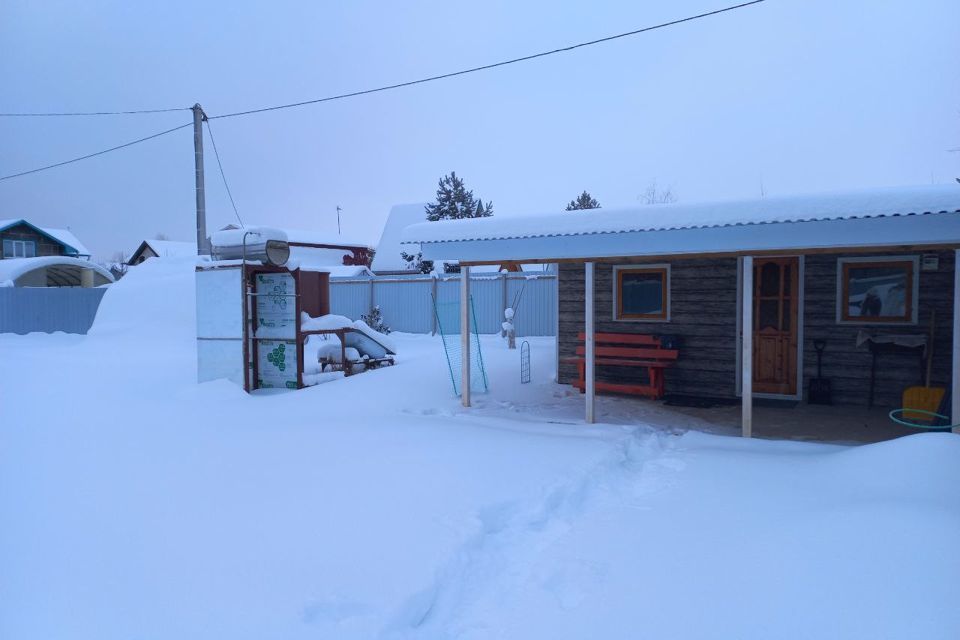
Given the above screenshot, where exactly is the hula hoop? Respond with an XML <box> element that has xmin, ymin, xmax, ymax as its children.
<box><xmin>888</xmin><ymin>408</ymin><xmax>958</xmax><ymax>430</ymax></box>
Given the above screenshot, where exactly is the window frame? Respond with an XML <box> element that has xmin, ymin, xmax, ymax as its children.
<box><xmin>2</xmin><ymin>239</ymin><xmax>37</xmax><ymax>258</ymax></box>
<box><xmin>835</xmin><ymin>255</ymin><xmax>919</xmax><ymax>325</ymax></box>
<box><xmin>612</xmin><ymin>263</ymin><xmax>671</xmax><ymax>322</ymax></box>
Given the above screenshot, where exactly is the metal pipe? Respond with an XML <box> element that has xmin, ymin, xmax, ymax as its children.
<box><xmin>241</xmin><ymin>230</ymin><xmax>261</xmax><ymax>392</ymax></box>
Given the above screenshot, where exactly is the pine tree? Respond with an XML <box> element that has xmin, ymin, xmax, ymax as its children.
<box><xmin>566</xmin><ymin>191</ymin><xmax>601</xmax><ymax>211</ymax></box>
<box><xmin>425</xmin><ymin>172</ymin><xmax>493</xmax><ymax>221</ymax></box>
<box><xmin>400</xmin><ymin>172</ymin><xmax>492</xmax><ymax>272</ymax></box>
<box><xmin>361</xmin><ymin>305</ymin><xmax>391</xmax><ymax>334</ymax></box>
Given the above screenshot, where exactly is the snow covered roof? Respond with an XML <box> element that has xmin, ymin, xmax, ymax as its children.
<box><xmin>0</xmin><ymin>256</ymin><xmax>114</xmax><ymax>287</ymax></box>
<box><xmin>0</xmin><ymin>218</ymin><xmax>91</xmax><ymax>257</ymax></box>
<box><xmin>136</xmin><ymin>239</ymin><xmax>197</xmax><ymax>261</ymax></box>
<box><xmin>371</xmin><ymin>203</ymin><xmax>430</xmax><ymax>273</ymax></box>
<box><xmin>144</xmin><ymin>239</ymin><xmax>196</xmax><ymax>256</ymax></box>
<box><xmin>316</xmin><ymin>265</ymin><xmax>374</xmax><ymax>278</ymax></box>
<box><xmin>402</xmin><ymin>185</ymin><xmax>960</xmax><ymax>263</ymax></box>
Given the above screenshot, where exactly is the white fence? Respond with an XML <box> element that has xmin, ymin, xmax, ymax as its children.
<box><xmin>330</xmin><ymin>274</ymin><xmax>557</xmax><ymax>336</ymax></box>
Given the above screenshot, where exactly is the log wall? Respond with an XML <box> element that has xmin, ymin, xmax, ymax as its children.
<box><xmin>557</xmin><ymin>250</ymin><xmax>954</xmax><ymax>408</ymax></box>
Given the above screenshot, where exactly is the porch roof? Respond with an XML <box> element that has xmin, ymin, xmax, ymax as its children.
<box><xmin>402</xmin><ymin>185</ymin><xmax>960</xmax><ymax>264</ymax></box>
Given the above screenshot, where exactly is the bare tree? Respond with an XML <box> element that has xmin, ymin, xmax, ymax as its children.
<box><xmin>154</xmin><ymin>232</ymin><xmax>170</xmax><ymax>241</ymax></box>
<box><xmin>106</xmin><ymin>251</ymin><xmax>128</xmax><ymax>280</ymax></box>
<box><xmin>639</xmin><ymin>180</ymin><xmax>676</xmax><ymax>205</ymax></box>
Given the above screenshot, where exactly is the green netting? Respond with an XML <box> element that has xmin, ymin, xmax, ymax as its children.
<box><xmin>433</xmin><ymin>294</ymin><xmax>488</xmax><ymax>396</ymax></box>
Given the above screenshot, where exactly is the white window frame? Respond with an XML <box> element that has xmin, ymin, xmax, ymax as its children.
<box><xmin>836</xmin><ymin>255</ymin><xmax>919</xmax><ymax>325</ymax></box>
<box><xmin>3</xmin><ymin>239</ymin><xmax>36</xmax><ymax>258</ymax></box>
<box><xmin>612</xmin><ymin>263</ymin><xmax>671</xmax><ymax>323</ymax></box>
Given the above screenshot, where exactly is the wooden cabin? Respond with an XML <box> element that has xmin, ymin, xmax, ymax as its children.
<box><xmin>401</xmin><ymin>185</ymin><xmax>960</xmax><ymax>438</ymax></box>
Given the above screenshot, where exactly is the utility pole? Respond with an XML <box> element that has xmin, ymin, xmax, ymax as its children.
<box><xmin>192</xmin><ymin>103</ymin><xmax>209</xmax><ymax>255</ymax></box>
<box><xmin>336</xmin><ymin>205</ymin><xmax>342</xmax><ymax>235</ymax></box>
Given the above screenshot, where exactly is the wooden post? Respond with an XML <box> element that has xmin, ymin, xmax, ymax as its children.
<box><xmin>501</xmin><ymin>272</ymin><xmax>508</xmax><ymax>337</ymax></box>
<box><xmin>953</xmin><ymin>249</ymin><xmax>959</xmax><ymax>434</ymax></box>
<box><xmin>742</xmin><ymin>256</ymin><xmax>753</xmax><ymax>437</ymax></box>
<box><xmin>461</xmin><ymin>265</ymin><xmax>471</xmax><ymax>407</ymax></box>
<box><xmin>585</xmin><ymin>261</ymin><xmax>595</xmax><ymax>424</ymax></box>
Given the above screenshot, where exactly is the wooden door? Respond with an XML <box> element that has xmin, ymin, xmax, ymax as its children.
<box><xmin>753</xmin><ymin>257</ymin><xmax>799</xmax><ymax>395</ymax></box>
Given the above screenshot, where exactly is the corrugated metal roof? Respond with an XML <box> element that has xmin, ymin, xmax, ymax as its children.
<box><xmin>402</xmin><ymin>185</ymin><xmax>960</xmax><ymax>245</ymax></box>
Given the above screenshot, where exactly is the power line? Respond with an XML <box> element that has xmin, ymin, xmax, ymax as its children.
<box><xmin>204</xmin><ymin>119</ymin><xmax>244</xmax><ymax>227</ymax></box>
<box><xmin>0</xmin><ymin>107</ymin><xmax>191</xmax><ymax>117</ymax></box>
<box><xmin>0</xmin><ymin>122</ymin><xmax>192</xmax><ymax>181</ymax></box>
<box><xmin>0</xmin><ymin>1</ymin><xmax>767</xmax><ymax>181</ymax></box>
<box><xmin>209</xmin><ymin>0</ymin><xmax>767</xmax><ymax>120</ymax></box>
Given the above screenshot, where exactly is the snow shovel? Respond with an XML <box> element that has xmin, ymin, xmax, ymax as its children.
<box><xmin>808</xmin><ymin>340</ymin><xmax>832</xmax><ymax>405</ymax></box>
<box><xmin>902</xmin><ymin>311</ymin><xmax>945</xmax><ymax>421</ymax></box>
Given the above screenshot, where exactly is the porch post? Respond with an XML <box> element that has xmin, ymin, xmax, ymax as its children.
<box><xmin>461</xmin><ymin>265</ymin><xmax>471</xmax><ymax>407</ymax></box>
<box><xmin>585</xmin><ymin>261</ymin><xmax>596</xmax><ymax>424</ymax></box>
<box><xmin>952</xmin><ymin>250</ymin><xmax>959</xmax><ymax>434</ymax></box>
<box><xmin>742</xmin><ymin>256</ymin><xmax>753</xmax><ymax>437</ymax></box>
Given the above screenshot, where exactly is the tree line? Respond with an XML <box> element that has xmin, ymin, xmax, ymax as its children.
<box><xmin>402</xmin><ymin>172</ymin><xmax>676</xmax><ymax>273</ymax></box>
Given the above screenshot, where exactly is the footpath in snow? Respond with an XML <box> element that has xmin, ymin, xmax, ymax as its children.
<box><xmin>1</xmin><ymin>258</ymin><xmax>958</xmax><ymax>640</ymax></box>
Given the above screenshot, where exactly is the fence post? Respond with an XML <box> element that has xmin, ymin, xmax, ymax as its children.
<box><xmin>368</xmin><ymin>278</ymin><xmax>375</xmax><ymax>314</ymax></box>
<box><xmin>431</xmin><ymin>276</ymin><xmax>438</xmax><ymax>335</ymax></box>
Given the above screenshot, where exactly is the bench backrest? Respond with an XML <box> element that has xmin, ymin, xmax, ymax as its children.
<box><xmin>576</xmin><ymin>332</ymin><xmax>661</xmax><ymax>346</ymax></box>
<box><xmin>575</xmin><ymin>345</ymin><xmax>678</xmax><ymax>361</ymax></box>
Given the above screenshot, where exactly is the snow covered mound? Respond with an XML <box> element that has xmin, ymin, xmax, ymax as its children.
<box><xmin>821</xmin><ymin>432</ymin><xmax>960</xmax><ymax>506</ymax></box>
<box><xmin>89</xmin><ymin>255</ymin><xmax>198</xmax><ymax>342</ymax></box>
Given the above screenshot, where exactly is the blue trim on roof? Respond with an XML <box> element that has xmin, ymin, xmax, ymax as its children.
<box><xmin>0</xmin><ymin>219</ymin><xmax>82</xmax><ymax>256</ymax></box>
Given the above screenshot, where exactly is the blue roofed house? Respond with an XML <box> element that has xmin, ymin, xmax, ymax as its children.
<box><xmin>0</xmin><ymin>218</ymin><xmax>90</xmax><ymax>260</ymax></box>
<box><xmin>0</xmin><ymin>218</ymin><xmax>112</xmax><ymax>289</ymax></box>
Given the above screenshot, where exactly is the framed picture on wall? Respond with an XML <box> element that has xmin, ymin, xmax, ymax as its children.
<box><xmin>836</xmin><ymin>256</ymin><xmax>918</xmax><ymax>324</ymax></box>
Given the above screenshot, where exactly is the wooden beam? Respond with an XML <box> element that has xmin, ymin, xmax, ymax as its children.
<box><xmin>953</xmin><ymin>249</ymin><xmax>959</xmax><ymax>434</ymax></box>
<box><xmin>585</xmin><ymin>261</ymin><xmax>595</xmax><ymax>424</ymax></box>
<box><xmin>461</xmin><ymin>265</ymin><xmax>471</xmax><ymax>408</ymax></box>
<box><xmin>742</xmin><ymin>256</ymin><xmax>753</xmax><ymax>438</ymax></box>
<box><xmin>457</xmin><ymin>243</ymin><xmax>960</xmax><ymax>267</ymax></box>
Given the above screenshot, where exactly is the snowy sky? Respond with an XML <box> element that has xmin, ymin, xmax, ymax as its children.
<box><xmin>1</xmin><ymin>0</ymin><xmax>958</xmax><ymax>261</ymax></box>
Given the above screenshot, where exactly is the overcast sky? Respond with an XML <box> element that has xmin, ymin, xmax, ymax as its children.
<box><xmin>2</xmin><ymin>0</ymin><xmax>958</xmax><ymax>261</ymax></box>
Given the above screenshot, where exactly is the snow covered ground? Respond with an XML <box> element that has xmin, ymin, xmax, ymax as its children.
<box><xmin>1</xmin><ymin>258</ymin><xmax>958</xmax><ymax>639</ymax></box>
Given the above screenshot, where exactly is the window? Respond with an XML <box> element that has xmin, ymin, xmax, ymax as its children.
<box><xmin>614</xmin><ymin>264</ymin><xmax>670</xmax><ymax>321</ymax></box>
<box><xmin>2</xmin><ymin>239</ymin><xmax>36</xmax><ymax>258</ymax></box>
<box><xmin>837</xmin><ymin>256</ymin><xmax>918</xmax><ymax>324</ymax></box>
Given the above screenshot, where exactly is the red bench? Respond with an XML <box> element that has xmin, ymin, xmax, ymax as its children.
<box><xmin>563</xmin><ymin>332</ymin><xmax>679</xmax><ymax>400</ymax></box>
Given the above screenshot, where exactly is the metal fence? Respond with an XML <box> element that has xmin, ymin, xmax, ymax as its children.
<box><xmin>0</xmin><ymin>275</ymin><xmax>557</xmax><ymax>337</ymax></box>
<box><xmin>330</xmin><ymin>273</ymin><xmax>557</xmax><ymax>336</ymax></box>
<box><xmin>0</xmin><ymin>287</ymin><xmax>107</xmax><ymax>335</ymax></box>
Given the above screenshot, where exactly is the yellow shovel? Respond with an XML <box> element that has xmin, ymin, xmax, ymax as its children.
<box><xmin>902</xmin><ymin>310</ymin><xmax>945</xmax><ymax>421</ymax></box>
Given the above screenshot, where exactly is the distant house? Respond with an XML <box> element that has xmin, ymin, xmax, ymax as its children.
<box><xmin>128</xmin><ymin>239</ymin><xmax>197</xmax><ymax>265</ymax></box>
<box><xmin>0</xmin><ymin>218</ymin><xmax>91</xmax><ymax>260</ymax></box>
<box><xmin>218</xmin><ymin>224</ymin><xmax>373</xmax><ymax>268</ymax></box>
